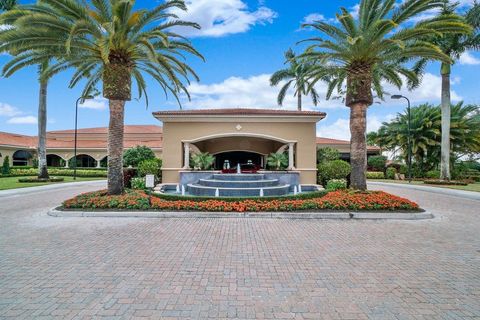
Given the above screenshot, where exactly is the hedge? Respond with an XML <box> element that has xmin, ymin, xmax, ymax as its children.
<box><xmin>366</xmin><ymin>171</ymin><xmax>385</xmax><ymax>179</ymax></box>
<box><xmin>18</xmin><ymin>177</ymin><xmax>64</xmax><ymax>183</ymax></box>
<box><xmin>5</xmin><ymin>168</ymin><xmax>107</xmax><ymax>177</ymax></box>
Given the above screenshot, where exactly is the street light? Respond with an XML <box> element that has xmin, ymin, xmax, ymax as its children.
<box><xmin>73</xmin><ymin>95</ymin><xmax>94</xmax><ymax>180</ymax></box>
<box><xmin>391</xmin><ymin>94</ymin><xmax>412</xmax><ymax>183</ymax></box>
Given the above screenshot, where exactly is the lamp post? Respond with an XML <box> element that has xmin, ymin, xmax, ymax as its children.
<box><xmin>391</xmin><ymin>94</ymin><xmax>412</xmax><ymax>183</ymax></box>
<box><xmin>73</xmin><ymin>95</ymin><xmax>94</xmax><ymax>180</ymax></box>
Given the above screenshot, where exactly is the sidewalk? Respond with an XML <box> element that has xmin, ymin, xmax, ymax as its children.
<box><xmin>0</xmin><ymin>180</ymin><xmax>106</xmax><ymax>198</ymax></box>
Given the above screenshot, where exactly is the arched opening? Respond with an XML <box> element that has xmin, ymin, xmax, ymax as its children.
<box><xmin>12</xmin><ymin>150</ymin><xmax>33</xmax><ymax>166</ymax></box>
<box><xmin>47</xmin><ymin>154</ymin><xmax>64</xmax><ymax>167</ymax></box>
<box><xmin>99</xmin><ymin>156</ymin><xmax>108</xmax><ymax>168</ymax></box>
<box><xmin>68</xmin><ymin>154</ymin><xmax>97</xmax><ymax>168</ymax></box>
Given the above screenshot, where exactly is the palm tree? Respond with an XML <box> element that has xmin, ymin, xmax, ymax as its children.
<box><xmin>414</xmin><ymin>2</ymin><xmax>480</xmax><ymax>180</ymax></box>
<box><xmin>270</xmin><ymin>49</ymin><xmax>320</xmax><ymax>110</ymax></box>
<box><xmin>267</xmin><ymin>152</ymin><xmax>288</xmax><ymax>170</ymax></box>
<box><xmin>0</xmin><ymin>0</ymin><xmax>15</xmax><ymax>11</ymax></box>
<box><xmin>299</xmin><ymin>0</ymin><xmax>470</xmax><ymax>190</ymax></box>
<box><xmin>0</xmin><ymin>0</ymin><xmax>203</xmax><ymax>194</ymax></box>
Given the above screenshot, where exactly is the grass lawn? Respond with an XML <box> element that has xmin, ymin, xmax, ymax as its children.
<box><xmin>369</xmin><ymin>179</ymin><xmax>480</xmax><ymax>192</ymax></box>
<box><xmin>0</xmin><ymin>176</ymin><xmax>105</xmax><ymax>191</ymax></box>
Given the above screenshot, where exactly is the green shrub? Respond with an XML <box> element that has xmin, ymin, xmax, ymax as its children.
<box><xmin>123</xmin><ymin>145</ymin><xmax>156</xmax><ymax>167</ymax></box>
<box><xmin>138</xmin><ymin>158</ymin><xmax>162</xmax><ymax>177</ymax></box>
<box><xmin>317</xmin><ymin>160</ymin><xmax>351</xmax><ymax>186</ymax></box>
<box><xmin>326</xmin><ymin>179</ymin><xmax>347</xmax><ymax>191</ymax></box>
<box><xmin>191</xmin><ymin>152</ymin><xmax>215</xmax><ymax>170</ymax></box>
<box><xmin>2</xmin><ymin>156</ymin><xmax>10</xmax><ymax>175</ymax></box>
<box><xmin>366</xmin><ymin>171</ymin><xmax>385</xmax><ymax>179</ymax></box>
<box><xmin>123</xmin><ymin>168</ymin><xmax>137</xmax><ymax>188</ymax></box>
<box><xmin>9</xmin><ymin>167</ymin><xmax>107</xmax><ymax>177</ymax></box>
<box><xmin>424</xmin><ymin>179</ymin><xmax>468</xmax><ymax>186</ymax></box>
<box><xmin>367</xmin><ymin>155</ymin><xmax>386</xmax><ymax>171</ymax></box>
<box><xmin>425</xmin><ymin>170</ymin><xmax>440</xmax><ymax>179</ymax></box>
<box><xmin>398</xmin><ymin>164</ymin><xmax>408</xmax><ymax>175</ymax></box>
<box><xmin>18</xmin><ymin>177</ymin><xmax>64</xmax><ymax>183</ymax></box>
<box><xmin>386</xmin><ymin>167</ymin><xmax>397</xmax><ymax>180</ymax></box>
<box><xmin>317</xmin><ymin>147</ymin><xmax>340</xmax><ymax>163</ymax></box>
<box><xmin>131</xmin><ymin>177</ymin><xmax>146</xmax><ymax>190</ymax></box>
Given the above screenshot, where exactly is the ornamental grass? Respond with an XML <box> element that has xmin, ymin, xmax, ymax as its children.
<box><xmin>63</xmin><ymin>190</ymin><xmax>419</xmax><ymax>212</ymax></box>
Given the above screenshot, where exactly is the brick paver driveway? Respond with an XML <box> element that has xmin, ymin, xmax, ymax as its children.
<box><xmin>0</xmin><ymin>181</ymin><xmax>479</xmax><ymax>319</ymax></box>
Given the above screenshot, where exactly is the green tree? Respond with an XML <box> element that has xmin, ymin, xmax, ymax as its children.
<box><xmin>123</xmin><ymin>146</ymin><xmax>156</xmax><ymax>168</ymax></box>
<box><xmin>317</xmin><ymin>147</ymin><xmax>340</xmax><ymax>163</ymax></box>
<box><xmin>191</xmin><ymin>152</ymin><xmax>215</xmax><ymax>170</ymax></box>
<box><xmin>299</xmin><ymin>0</ymin><xmax>470</xmax><ymax>190</ymax></box>
<box><xmin>2</xmin><ymin>156</ymin><xmax>10</xmax><ymax>175</ymax></box>
<box><xmin>0</xmin><ymin>0</ymin><xmax>203</xmax><ymax>194</ymax></box>
<box><xmin>414</xmin><ymin>2</ymin><xmax>480</xmax><ymax>180</ymax></box>
<box><xmin>270</xmin><ymin>49</ymin><xmax>320</xmax><ymax>110</ymax></box>
<box><xmin>0</xmin><ymin>0</ymin><xmax>15</xmax><ymax>11</ymax></box>
<box><xmin>266</xmin><ymin>152</ymin><xmax>288</xmax><ymax>170</ymax></box>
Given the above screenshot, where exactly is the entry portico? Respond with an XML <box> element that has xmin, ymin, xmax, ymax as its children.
<box><xmin>153</xmin><ymin>108</ymin><xmax>326</xmax><ymax>184</ymax></box>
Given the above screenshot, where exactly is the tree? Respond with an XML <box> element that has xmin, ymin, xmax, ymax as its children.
<box><xmin>415</xmin><ymin>2</ymin><xmax>480</xmax><ymax>180</ymax></box>
<box><xmin>0</xmin><ymin>0</ymin><xmax>15</xmax><ymax>11</ymax></box>
<box><xmin>317</xmin><ymin>147</ymin><xmax>340</xmax><ymax>163</ymax></box>
<box><xmin>2</xmin><ymin>156</ymin><xmax>10</xmax><ymax>175</ymax></box>
<box><xmin>299</xmin><ymin>0</ymin><xmax>470</xmax><ymax>190</ymax></box>
<box><xmin>266</xmin><ymin>152</ymin><xmax>288</xmax><ymax>170</ymax></box>
<box><xmin>0</xmin><ymin>0</ymin><xmax>203</xmax><ymax>194</ymax></box>
<box><xmin>123</xmin><ymin>146</ymin><xmax>156</xmax><ymax>167</ymax></box>
<box><xmin>191</xmin><ymin>152</ymin><xmax>215</xmax><ymax>170</ymax></box>
<box><xmin>270</xmin><ymin>49</ymin><xmax>320</xmax><ymax>110</ymax></box>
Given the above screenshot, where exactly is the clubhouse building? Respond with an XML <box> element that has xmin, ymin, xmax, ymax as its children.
<box><xmin>0</xmin><ymin>108</ymin><xmax>379</xmax><ymax>184</ymax></box>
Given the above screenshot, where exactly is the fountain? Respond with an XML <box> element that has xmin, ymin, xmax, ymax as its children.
<box><xmin>259</xmin><ymin>188</ymin><xmax>264</xmax><ymax>197</ymax></box>
<box><xmin>298</xmin><ymin>185</ymin><xmax>302</xmax><ymax>193</ymax></box>
<box><xmin>176</xmin><ymin>184</ymin><xmax>180</xmax><ymax>193</ymax></box>
<box><xmin>236</xmin><ymin>163</ymin><xmax>241</xmax><ymax>174</ymax></box>
<box><xmin>181</xmin><ymin>185</ymin><xmax>185</xmax><ymax>196</ymax></box>
<box><xmin>293</xmin><ymin>185</ymin><xmax>298</xmax><ymax>195</ymax></box>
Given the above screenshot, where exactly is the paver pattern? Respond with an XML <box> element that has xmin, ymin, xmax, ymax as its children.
<box><xmin>0</xmin><ymin>182</ymin><xmax>479</xmax><ymax>319</ymax></box>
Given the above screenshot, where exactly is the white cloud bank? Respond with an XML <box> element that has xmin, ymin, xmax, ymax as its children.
<box><xmin>79</xmin><ymin>98</ymin><xmax>108</xmax><ymax>110</ymax></box>
<box><xmin>7</xmin><ymin>116</ymin><xmax>37</xmax><ymax>124</ymax></box>
<box><xmin>0</xmin><ymin>102</ymin><xmax>22</xmax><ymax>117</ymax></box>
<box><xmin>180</xmin><ymin>72</ymin><xmax>461</xmax><ymax>110</ymax></box>
<box><xmin>169</xmin><ymin>0</ymin><xmax>277</xmax><ymax>37</ymax></box>
<box><xmin>459</xmin><ymin>51</ymin><xmax>480</xmax><ymax>65</ymax></box>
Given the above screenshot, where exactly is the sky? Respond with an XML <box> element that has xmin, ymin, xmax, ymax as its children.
<box><xmin>1</xmin><ymin>0</ymin><xmax>479</xmax><ymax>141</ymax></box>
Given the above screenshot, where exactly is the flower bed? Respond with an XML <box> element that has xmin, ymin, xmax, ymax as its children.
<box><xmin>63</xmin><ymin>189</ymin><xmax>419</xmax><ymax>212</ymax></box>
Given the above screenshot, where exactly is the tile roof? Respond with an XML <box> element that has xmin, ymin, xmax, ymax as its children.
<box><xmin>0</xmin><ymin>131</ymin><xmax>36</xmax><ymax>148</ymax></box>
<box><xmin>48</xmin><ymin>125</ymin><xmax>163</xmax><ymax>134</ymax></box>
<box><xmin>153</xmin><ymin>108</ymin><xmax>326</xmax><ymax>117</ymax></box>
<box><xmin>316</xmin><ymin>137</ymin><xmax>380</xmax><ymax>151</ymax></box>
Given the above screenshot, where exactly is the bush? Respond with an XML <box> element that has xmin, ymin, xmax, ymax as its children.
<box><xmin>317</xmin><ymin>160</ymin><xmax>351</xmax><ymax>186</ymax></box>
<box><xmin>367</xmin><ymin>155</ymin><xmax>386</xmax><ymax>171</ymax></box>
<box><xmin>326</xmin><ymin>179</ymin><xmax>347</xmax><ymax>191</ymax></box>
<box><xmin>191</xmin><ymin>152</ymin><xmax>215</xmax><ymax>170</ymax></box>
<box><xmin>317</xmin><ymin>147</ymin><xmax>340</xmax><ymax>163</ymax></box>
<box><xmin>425</xmin><ymin>170</ymin><xmax>440</xmax><ymax>179</ymax></box>
<box><xmin>266</xmin><ymin>152</ymin><xmax>288</xmax><ymax>170</ymax></box>
<box><xmin>9</xmin><ymin>167</ymin><xmax>107</xmax><ymax>177</ymax></box>
<box><xmin>386</xmin><ymin>167</ymin><xmax>397</xmax><ymax>180</ymax></box>
<box><xmin>18</xmin><ymin>177</ymin><xmax>64</xmax><ymax>183</ymax></box>
<box><xmin>153</xmin><ymin>190</ymin><xmax>328</xmax><ymax>202</ymax></box>
<box><xmin>398</xmin><ymin>164</ymin><xmax>408</xmax><ymax>175</ymax></box>
<box><xmin>138</xmin><ymin>158</ymin><xmax>162</xmax><ymax>177</ymax></box>
<box><xmin>366</xmin><ymin>171</ymin><xmax>385</xmax><ymax>179</ymax></box>
<box><xmin>424</xmin><ymin>179</ymin><xmax>468</xmax><ymax>186</ymax></box>
<box><xmin>123</xmin><ymin>168</ymin><xmax>137</xmax><ymax>188</ymax></box>
<box><xmin>123</xmin><ymin>145</ymin><xmax>156</xmax><ymax>167</ymax></box>
<box><xmin>2</xmin><ymin>156</ymin><xmax>10</xmax><ymax>175</ymax></box>
<box><xmin>131</xmin><ymin>177</ymin><xmax>146</xmax><ymax>190</ymax></box>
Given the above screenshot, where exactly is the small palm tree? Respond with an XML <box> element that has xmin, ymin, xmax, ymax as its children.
<box><xmin>270</xmin><ymin>49</ymin><xmax>320</xmax><ymax>111</ymax></box>
<box><xmin>267</xmin><ymin>152</ymin><xmax>288</xmax><ymax>170</ymax></box>
<box><xmin>0</xmin><ymin>0</ymin><xmax>203</xmax><ymax>194</ymax></box>
<box><xmin>191</xmin><ymin>152</ymin><xmax>215</xmax><ymax>170</ymax></box>
<box><xmin>414</xmin><ymin>2</ymin><xmax>480</xmax><ymax>180</ymax></box>
<box><xmin>299</xmin><ymin>0</ymin><xmax>470</xmax><ymax>190</ymax></box>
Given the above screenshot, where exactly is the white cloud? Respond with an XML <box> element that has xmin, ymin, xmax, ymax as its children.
<box><xmin>7</xmin><ymin>116</ymin><xmax>37</xmax><ymax>124</ymax></box>
<box><xmin>302</xmin><ymin>13</ymin><xmax>335</xmax><ymax>25</ymax></box>
<box><xmin>459</xmin><ymin>51</ymin><xmax>480</xmax><ymax>65</ymax></box>
<box><xmin>317</xmin><ymin>114</ymin><xmax>395</xmax><ymax>141</ymax></box>
<box><xmin>169</xmin><ymin>0</ymin><xmax>277</xmax><ymax>37</ymax></box>
<box><xmin>79</xmin><ymin>98</ymin><xmax>108</xmax><ymax>110</ymax></box>
<box><xmin>349</xmin><ymin>4</ymin><xmax>360</xmax><ymax>18</ymax></box>
<box><xmin>0</xmin><ymin>102</ymin><xmax>22</xmax><ymax>117</ymax></box>
<box><xmin>180</xmin><ymin>71</ymin><xmax>461</xmax><ymax>111</ymax></box>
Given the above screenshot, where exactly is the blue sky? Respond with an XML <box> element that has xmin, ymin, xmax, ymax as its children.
<box><xmin>1</xmin><ymin>0</ymin><xmax>479</xmax><ymax>140</ymax></box>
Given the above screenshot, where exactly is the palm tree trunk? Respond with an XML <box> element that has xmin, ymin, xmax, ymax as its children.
<box><xmin>297</xmin><ymin>92</ymin><xmax>302</xmax><ymax>111</ymax></box>
<box><xmin>349</xmin><ymin>102</ymin><xmax>368</xmax><ymax>190</ymax></box>
<box><xmin>37</xmin><ymin>79</ymin><xmax>49</xmax><ymax>179</ymax></box>
<box><xmin>107</xmin><ymin>99</ymin><xmax>125</xmax><ymax>195</ymax></box>
<box><xmin>440</xmin><ymin>62</ymin><xmax>451</xmax><ymax>180</ymax></box>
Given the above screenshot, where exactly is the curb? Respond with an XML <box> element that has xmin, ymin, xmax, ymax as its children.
<box><xmin>48</xmin><ymin>207</ymin><xmax>433</xmax><ymax>220</ymax></box>
<box><xmin>0</xmin><ymin>180</ymin><xmax>106</xmax><ymax>198</ymax></box>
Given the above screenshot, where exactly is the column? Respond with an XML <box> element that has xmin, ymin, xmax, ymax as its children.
<box><xmin>288</xmin><ymin>142</ymin><xmax>295</xmax><ymax>170</ymax></box>
<box><xmin>65</xmin><ymin>159</ymin><xmax>69</xmax><ymax>168</ymax></box>
<box><xmin>96</xmin><ymin>160</ymin><xmax>101</xmax><ymax>168</ymax></box>
<box><xmin>183</xmin><ymin>142</ymin><xmax>190</xmax><ymax>169</ymax></box>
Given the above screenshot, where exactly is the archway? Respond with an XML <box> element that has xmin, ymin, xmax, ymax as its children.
<box><xmin>47</xmin><ymin>154</ymin><xmax>64</xmax><ymax>167</ymax></box>
<box><xmin>12</xmin><ymin>150</ymin><xmax>33</xmax><ymax>166</ymax></box>
<box><xmin>69</xmin><ymin>154</ymin><xmax>97</xmax><ymax>168</ymax></box>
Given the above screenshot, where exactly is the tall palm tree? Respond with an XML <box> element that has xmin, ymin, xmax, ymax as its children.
<box><xmin>0</xmin><ymin>0</ymin><xmax>15</xmax><ymax>11</ymax></box>
<box><xmin>414</xmin><ymin>2</ymin><xmax>480</xmax><ymax>180</ymax></box>
<box><xmin>0</xmin><ymin>0</ymin><xmax>203</xmax><ymax>194</ymax></box>
<box><xmin>299</xmin><ymin>0</ymin><xmax>470</xmax><ymax>190</ymax></box>
<box><xmin>270</xmin><ymin>49</ymin><xmax>320</xmax><ymax>111</ymax></box>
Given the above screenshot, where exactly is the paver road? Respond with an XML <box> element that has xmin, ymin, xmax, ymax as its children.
<box><xmin>0</xmin><ymin>181</ymin><xmax>479</xmax><ymax>319</ymax></box>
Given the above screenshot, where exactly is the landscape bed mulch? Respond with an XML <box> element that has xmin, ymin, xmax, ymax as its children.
<box><xmin>62</xmin><ymin>189</ymin><xmax>420</xmax><ymax>212</ymax></box>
